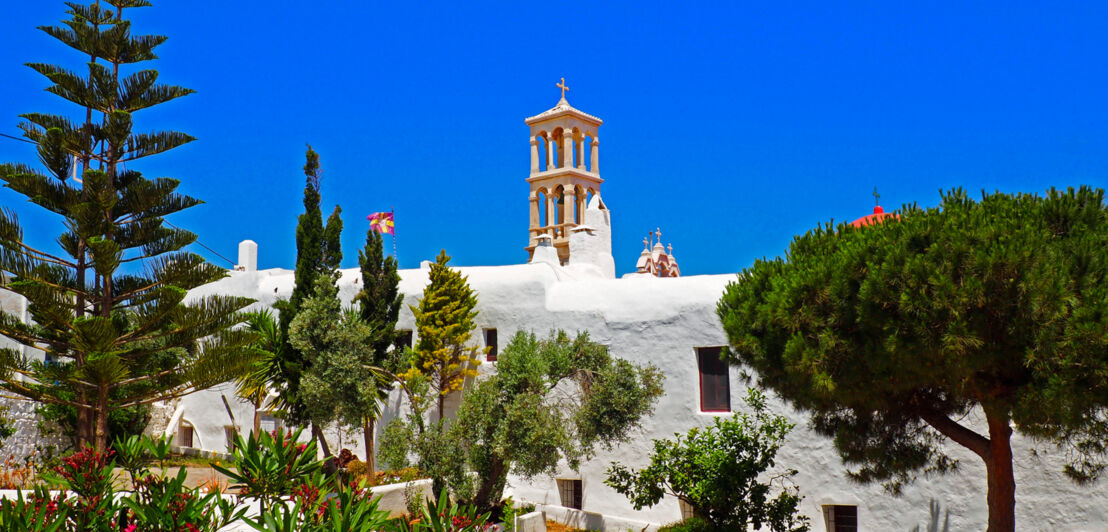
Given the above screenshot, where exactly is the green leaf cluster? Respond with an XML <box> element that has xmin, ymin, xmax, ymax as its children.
<box><xmin>403</xmin><ymin>250</ymin><xmax>483</xmax><ymax>420</ymax></box>
<box><xmin>606</xmin><ymin>389</ymin><xmax>808</xmax><ymax>532</ymax></box>
<box><xmin>290</xmin><ymin>276</ymin><xmax>385</xmax><ymax>433</ymax></box>
<box><xmin>214</xmin><ymin>426</ymin><xmax>321</xmax><ymax>513</ymax></box>
<box><xmin>452</xmin><ymin>330</ymin><xmax>665</xmax><ymax>511</ymax></box>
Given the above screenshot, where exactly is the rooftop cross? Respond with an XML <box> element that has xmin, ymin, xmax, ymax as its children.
<box><xmin>873</xmin><ymin>186</ymin><xmax>881</xmax><ymax>206</ymax></box>
<box><xmin>557</xmin><ymin>77</ymin><xmax>570</xmax><ymax>100</ymax></box>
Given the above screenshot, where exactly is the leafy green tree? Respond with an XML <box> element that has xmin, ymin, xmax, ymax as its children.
<box><xmin>717</xmin><ymin>187</ymin><xmax>1108</xmax><ymax>532</ymax></box>
<box><xmin>379</xmin><ymin>363</ymin><xmax>470</xmax><ymax>498</ymax></box>
<box><xmin>455</xmin><ymin>330</ymin><xmax>665</xmax><ymax>512</ymax></box>
<box><xmin>402</xmin><ymin>250</ymin><xmax>482</xmax><ymax>421</ymax></box>
<box><xmin>606</xmin><ymin>389</ymin><xmax>809</xmax><ymax>532</ymax></box>
<box><xmin>353</xmin><ymin>229</ymin><xmax>403</xmax><ymax>473</ymax></box>
<box><xmin>0</xmin><ymin>0</ymin><xmax>255</xmax><ymax>451</ymax></box>
<box><xmin>288</xmin><ymin>275</ymin><xmax>380</xmax><ymax>459</ymax></box>
<box><xmin>273</xmin><ymin>145</ymin><xmax>343</xmax><ymax>450</ymax></box>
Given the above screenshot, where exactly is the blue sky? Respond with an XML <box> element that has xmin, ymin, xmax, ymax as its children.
<box><xmin>2</xmin><ymin>1</ymin><xmax>1106</xmax><ymax>276</ymax></box>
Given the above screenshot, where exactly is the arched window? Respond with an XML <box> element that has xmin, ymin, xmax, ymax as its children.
<box><xmin>536</xmin><ymin>132</ymin><xmax>549</xmax><ymax>171</ymax></box>
<box><xmin>553</xmin><ymin>185</ymin><xmax>565</xmax><ymax>226</ymax></box>
<box><xmin>583</xmin><ymin>134</ymin><xmax>595</xmax><ymax>172</ymax></box>
<box><xmin>537</xmin><ymin>189</ymin><xmax>548</xmax><ymax>229</ymax></box>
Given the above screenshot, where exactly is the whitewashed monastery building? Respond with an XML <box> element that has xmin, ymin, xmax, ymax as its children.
<box><xmin>6</xmin><ymin>88</ymin><xmax>1107</xmax><ymax>531</ymax></box>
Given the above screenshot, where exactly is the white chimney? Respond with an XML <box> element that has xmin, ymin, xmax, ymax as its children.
<box><xmin>237</xmin><ymin>240</ymin><xmax>258</xmax><ymax>272</ymax></box>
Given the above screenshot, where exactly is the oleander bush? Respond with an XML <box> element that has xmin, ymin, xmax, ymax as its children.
<box><xmin>0</xmin><ymin>431</ymin><xmax>502</xmax><ymax>531</ymax></box>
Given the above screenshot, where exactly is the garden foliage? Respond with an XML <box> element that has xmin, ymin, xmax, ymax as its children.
<box><xmin>606</xmin><ymin>389</ymin><xmax>808</xmax><ymax>532</ymax></box>
<box><xmin>403</xmin><ymin>250</ymin><xmax>483</xmax><ymax>420</ymax></box>
<box><xmin>353</xmin><ymin>228</ymin><xmax>404</xmax><ymax>473</ymax></box>
<box><xmin>273</xmin><ymin>145</ymin><xmax>345</xmax><ymax>436</ymax></box>
<box><xmin>447</xmin><ymin>330</ymin><xmax>663</xmax><ymax>512</ymax></box>
<box><xmin>0</xmin><ymin>431</ymin><xmax>496</xmax><ymax>530</ymax></box>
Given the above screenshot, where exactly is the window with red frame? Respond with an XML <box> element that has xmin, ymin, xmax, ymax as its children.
<box><xmin>697</xmin><ymin>346</ymin><xmax>730</xmax><ymax>412</ymax></box>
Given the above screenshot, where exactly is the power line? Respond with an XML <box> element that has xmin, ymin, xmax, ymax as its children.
<box><xmin>1</xmin><ymin>131</ymin><xmax>240</xmax><ymax>268</ymax></box>
<box><xmin>164</xmin><ymin>220</ymin><xmax>237</xmax><ymax>267</ymax></box>
<box><xmin>0</xmin><ymin>132</ymin><xmax>34</xmax><ymax>145</ymax></box>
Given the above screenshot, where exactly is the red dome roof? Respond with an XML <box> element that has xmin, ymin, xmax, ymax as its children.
<box><xmin>850</xmin><ymin>205</ymin><xmax>898</xmax><ymax>228</ymax></box>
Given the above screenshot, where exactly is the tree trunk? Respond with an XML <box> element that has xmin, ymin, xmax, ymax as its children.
<box><xmin>312</xmin><ymin>423</ymin><xmax>333</xmax><ymax>457</ymax></box>
<box><xmin>75</xmin><ymin>403</ymin><xmax>91</xmax><ymax>450</ymax></box>
<box><xmin>474</xmin><ymin>455</ymin><xmax>507</xmax><ymax>511</ymax></box>
<box><xmin>438</xmin><ymin>392</ymin><xmax>445</xmax><ymax>424</ymax></box>
<box><xmin>984</xmin><ymin>409</ymin><xmax>1016</xmax><ymax>532</ymax></box>
<box><xmin>920</xmin><ymin>407</ymin><xmax>1016</xmax><ymax>532</ymax></box>
<box><xmin>253</xmin><ymin>398</ymin><xmax>261</xmax><ymax>435</ymax></box>
<box><xmin>94</xmin><ymin>386</ymin><xmax>109</xmax><ymax>453</ymax></box>
<box><xmin>364</xmin><ymin>416</ymin><xmax>376</xmax><ymax>474</ymax></box>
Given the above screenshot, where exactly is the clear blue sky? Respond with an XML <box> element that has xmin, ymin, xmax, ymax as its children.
<box><xmin>2</xmin><ymin>1</ymin><xmax>1107</xmax><ymax>276</ymax></box>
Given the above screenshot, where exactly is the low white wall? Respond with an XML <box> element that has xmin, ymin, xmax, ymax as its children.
<box><xmin>535</xmin><ymin>502</ymin><xmax>658</xmax><ymax>532</ymax></box>
<box><xmin>515</xmin><ymin>510</ymin><xmax>547</xmax><ymax>532</ymax></box>
<box><xmin>367</xmin><ymin>477</ymin><xmax>433</xmax><ymax>517</ymax></box>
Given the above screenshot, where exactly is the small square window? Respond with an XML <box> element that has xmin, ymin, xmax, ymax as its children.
<box><xmin>697</xmin><ymin>347</ymin><xmax>730</xmax><ymax>412</ymax></box>
<box><xmin>823</xmin><ymin>505</ymin><xmax>858</xmax><ymax>532</ymax></box>
<box><xmin>557</xmin><ymin>479</ymin><xmax>582</xmax><ymax>509</ymax></box>
<box><xmin>484</xmin><ymin>328</ymin><xmax>498</xmax><ymax>362</ymax></box>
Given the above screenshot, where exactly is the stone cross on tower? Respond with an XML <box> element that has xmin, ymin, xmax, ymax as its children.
<box><xmin>524</xmin><ymin>81</ymin><xmax>605</xmax><ymax>264</ymax></box>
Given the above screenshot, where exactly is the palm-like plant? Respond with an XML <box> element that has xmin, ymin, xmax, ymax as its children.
<box><xmin>236</xmin><ymin>310</ymin><xmax>283</xmax><ymax>434</ymax></box>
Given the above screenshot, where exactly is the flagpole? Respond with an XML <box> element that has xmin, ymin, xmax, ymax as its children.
<box><xmin>391</xmin><ymin>206</ymin><xmax>397</xmax><ymax>265</ymax></box>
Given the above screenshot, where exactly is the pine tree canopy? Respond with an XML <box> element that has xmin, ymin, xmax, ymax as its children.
<box><xmin>717</xmin><ymin>186</ymin><xmax>1108</xmax><ymax>532</ymax></box>
<box><xmin>0</xmin><ymin>1</ymin><xmax>256</xmax><ymax>451</ymax></box>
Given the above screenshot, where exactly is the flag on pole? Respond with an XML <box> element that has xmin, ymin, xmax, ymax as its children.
<box><xmin>367</xmin><ymin>211</ymin><xmax>395</xmax><ymax>235</ymax></box>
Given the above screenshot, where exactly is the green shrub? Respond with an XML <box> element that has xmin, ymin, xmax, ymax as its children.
<box><xmin>213</xmin><ymin>427</ymin><xmax>321</xmax><ymax>513</ymax></box>
<box><xmin>241</xmin><ymin>474</ymin><xmax>393</xmax><ymax>532</ymax></box>
<box><xmin>658</xmin><ymin>517</ymin><xmax>715</xmax><ymax>532</ymax></box>
<box><xmin>606</xmin><ymin>389</ymin><xmax>809</xmax><ymax>532</ymax></box>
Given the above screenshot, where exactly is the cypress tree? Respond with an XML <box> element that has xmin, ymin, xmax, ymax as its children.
<box><xmin>353</xmin><ymin>229</ymin><xmax>402</xmax><ymax>472</ymax></box>
<box><xmin>273</xmin><ymin>144</ymin><xmax>343</xmax><ymax>454</ymax></box>
<box><xmin>404</xmin><ymin>250</ymin><xmax>482</xmax><ymax>421</ymax></box>
<box><xmin>0</xmin><ymin>1</ymin><xmax>255</xmax><ymax>451</ymax></box>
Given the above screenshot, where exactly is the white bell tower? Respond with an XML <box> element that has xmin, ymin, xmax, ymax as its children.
<box><xmin>524</xmin><ymin>78</ymin><xmax>606</xmax><ymax>265</ymax></box>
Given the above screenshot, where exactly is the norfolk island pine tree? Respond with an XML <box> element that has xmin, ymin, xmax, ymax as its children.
<box><xmin>0</xmin><ymin>1</ymin><xmax>257</xmax><ymax>452</ymax></box>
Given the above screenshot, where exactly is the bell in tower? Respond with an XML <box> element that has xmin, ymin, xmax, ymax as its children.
<box><xmin>525</xmin><ymin>78</ymin><xmax>607</xmax><ymax>269</ymax></box>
